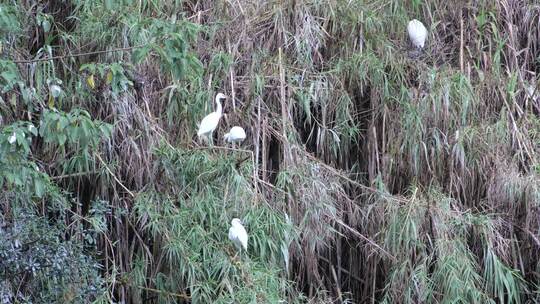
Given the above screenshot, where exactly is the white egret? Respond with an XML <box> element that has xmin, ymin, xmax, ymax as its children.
<box><xmin>197</xmin><ymin>93</ymin><xmax>227</xmax><ymax>144</ymax></box>
<box><xmin>8</xmin><ymin>132</ymin><xmax>16</xmax><ymax>145</ymax></box>
<box><xmin>407</xmin><ymin>19</ymin><xmax>428</xmax><ymax>49</ymax></box>
<box><xmin>228</xmin><ymin>218</ymin><xmax>248</xmax><ymax>252</ymax></box>
<box><xmin>224</xmin><ymin>126</ymin><xmax>246</xmax><ymax>146</ymax></box>
<box><xmin>49</xmin><ymin>84</ymin><xmax>63</xmax><ymax>98</ymax></box>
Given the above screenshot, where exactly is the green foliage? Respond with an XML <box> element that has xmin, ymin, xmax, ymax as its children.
<box><xmin>0</xmin><ymin>123</ymin><xmax>48</xmax><ymax>199</ymax></box>
<box><xmin>0</xmin><ymin>3</ymin><xmax>21</xmax><ymax>38</ymax></box>
<box><xmin>131</xmin><ymin>18</ymin><xmax>203</xmax><ymax>81</ymax></box>
<box><xmin>80</xmin><ymin>63</ymin><xmax>133</xmax><ymax>96</ymax></box>
<box><xmin>39</xmin><ymin>109</ymin><xmax>112</xmax><ymax>149</ymax></box>
<box><xmin>378</xmin><ymin>188</ymin><xmax>529</xmax><ymax>303</ymax></box>
<box><xmin>0</xmin><ymin>113</ymin><xmax>108</xmax><ymax>303</ymax></box>
<box><xmin>0</xmin><ymin>60</ymin><xmax>22</xmax><ymax>93</ymax></box>
<box><xmin>0</xmin><ymin>213</ymin><xmax>105</xmax><ymax>304</ymax></box>
<box><xmin>0</xmin><ymin>105</ymin><xmax>111</xmax><ymax>302</ymax></box>
<box><xmin>130</xmin><ymin>145</ymin><xmax>298</xmax><ymax>303</ymax></box>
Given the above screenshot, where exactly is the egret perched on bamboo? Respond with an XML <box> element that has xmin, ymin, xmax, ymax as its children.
<box><xmin>197</xmin><ymin>93</ymin><xmax>227</xmax><ymax>145</ymax></box>
<box><xmin>228</xmin><ymin>218</ymin><xmax>248</xmax><ymax>254</ymax></box>
<box><xmin>407</xmin><ymin>19</ymin><xmax>428</xmax><ymax>49</ymax></box>
<box><xmin>224</xmin><ymin>126</ymin><xmax>246</xmax><ymax>147</ymax></box>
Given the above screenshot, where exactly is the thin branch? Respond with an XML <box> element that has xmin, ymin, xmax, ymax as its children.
<box><xmin>302</xmin><ymin>149</ymin><xmax>409</xmax><ymax>203</ymax></box>
<box><xmin>95</xmin><ymin>153</ymin><xmax>136</xmax><ymax>198</ymax></box>
<box><xmin>333</xmin><ymin>218</ymin><xmax>397</xmax><ymax>262</ymax></box>
<box><xmin>317</xmin><ymin>254</ymin><xmax>366</xmax><ymax>285</ymax></box>
<box><xmin>136</xmin><ymin>286</ymin><xmax>190</xmax><ymax>300</ymax></box>
<box><xmin>331</xmin><ymin>265</ymin><xmax>343</xmax><ymax>302</ymax></box>
<box><xmin>11</xmin><ymin>44</ymin><xmax>148</xmax><ymax>64</ymax></box>
<box><xmin>50</xmin><ymin>171</ymin><xmax>99</xmax><ymax>180</ymax></box>
<box><xmin>189</xmin><ymin>144</ymin><xmax>252</xmax><ymax>154</ymax></box>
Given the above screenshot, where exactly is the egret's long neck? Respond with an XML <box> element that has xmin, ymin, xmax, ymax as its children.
<box><xmin>215</xmin><ymin>99</ymin><xmax>222</xmax><ymax>115</ymax></box>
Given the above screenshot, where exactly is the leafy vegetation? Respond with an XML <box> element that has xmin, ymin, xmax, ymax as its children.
<box><xmin>1</xmin><ymin>0</ymin><xmax>539</xmax><ymax>303</ymax></box>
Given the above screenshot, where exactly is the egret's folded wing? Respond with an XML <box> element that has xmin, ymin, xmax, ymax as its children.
<box><xmin>237</xmin><ymin>226</ymin><xmax>248</xmax><ymax>250</ymax></box>
<box><xmin>197</xmin><ymin>113</ymin><xmax>220</xmax><ymax>136</ymax></box>
<box><xmin>228</xmin><ymin>227</ymin><xmax>236</xmax><ymax>242</ymax></box>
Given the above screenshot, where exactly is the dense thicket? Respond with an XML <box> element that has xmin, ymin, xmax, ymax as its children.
<box><xmin>1</xmin><ymin>0</ymin><xmax>539</xmax><ymax>303</ymax></box>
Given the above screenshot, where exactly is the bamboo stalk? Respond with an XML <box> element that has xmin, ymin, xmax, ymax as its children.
<box><xmin>95</xmin><ymin>153</ymin><xmax>136</xmax><ymax>198</ymax></box>
<box><xmin>460</xmin><ymin>14</ymin><xmax>464</xmax><ymax>73</ymax></box>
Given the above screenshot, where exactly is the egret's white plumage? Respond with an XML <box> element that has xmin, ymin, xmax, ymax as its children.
<box><xmin>228</xmin><ymin>218</ymin><xmax>248</xmax><ymax>251</ymax></box>
<box><xmin>197</xmin><ymin>93</ymin><xmax>227</xmax><ymax>142</ymax></box>
<box><xmin>407</xmin><ymin>19</ymin><xmax>428</xmax><ymax>48</ymax></box>
<box><xmin>8</xmin><ymin>132</ymin><xmax>16</xmax><ymax>145</ymax></box>
<box><xmin>224</xmin><ymin>126</ymin><xmax>246</xmax><ymax>144</ymax></box>
<box><xmin>49</xmin><ymin>84</ymin><xmax>63</xmax><ymax>98</ymax></box>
